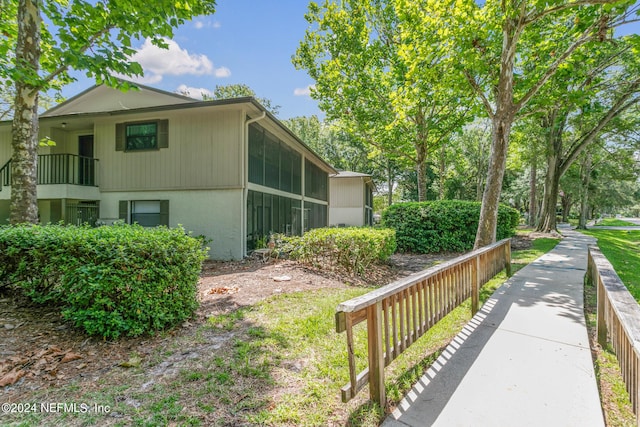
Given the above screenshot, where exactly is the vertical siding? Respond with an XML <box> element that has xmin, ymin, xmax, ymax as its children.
<box><xmin>95</xmin><ymin>107</ymin><xmax>243</xmax><ymax>191</ymax></box>
<box><xmin>0</xmin><ymin>126</ymin><xmax>11</xmax><ymax>165</ymax></box>
<box><xmin>330</xmin><ymin>178</ymin><xmax>364</xmax><ymax>207</ymax></box>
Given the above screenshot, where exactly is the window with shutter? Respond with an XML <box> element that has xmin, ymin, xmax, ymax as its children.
<box><xmin>115</xmin><ymin>120</ymin><xmax>169</xmax><ymax>151</ymax></box>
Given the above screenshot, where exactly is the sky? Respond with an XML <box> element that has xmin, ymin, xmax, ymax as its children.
<box><xmin>60</xmin><ymin>0</ymin><xmax>322</xmax><ymax>120</ymax></box>
<box><xmin>58</xmin><ymin>0</ymin><xmax>640</xmax><ymax>121</ymax></box>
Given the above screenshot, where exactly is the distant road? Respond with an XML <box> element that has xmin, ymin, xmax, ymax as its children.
<box><xmin>592</xmin><ymin>217</ymin><xmax>640</xmax><ymax>230</ymax></box>
<box><xmin>622</xmin><ymin>217</ymin><xmax>640</xmax><ymax>226</ymax></box>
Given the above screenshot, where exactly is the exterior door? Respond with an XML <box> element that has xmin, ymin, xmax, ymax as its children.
<box><xmin>78</xmin><ymin>135</ymin><xmax>94</xmax><ymax>185</ymax></box>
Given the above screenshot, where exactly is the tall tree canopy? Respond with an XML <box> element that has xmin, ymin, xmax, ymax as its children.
<box><xmin>294</xmin><ymin>0</ymin><xmax>474</xmax><ymax>202</ymax></box>
<box><xmin>409</xmin><ymin>0</ymin><xmax>638</xmax><ymax>247</ymax></box>
<box><xmin>201</xmin><ymin>83</ymin><xmax>281</xmax><ymax>116</ymax></box>
<box><xmin>0</xmin><ymin>0</ymin><xmax>217</xmax><ymax>224</ymax></box>
<box><xmin>532</xmin><ymin>39</ymin><xmax>640</xmax><ymax>232</ymax></box>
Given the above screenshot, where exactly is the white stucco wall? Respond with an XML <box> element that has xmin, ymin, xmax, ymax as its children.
<box><xmin>99</xmin><ymin>189</ymin><xmax>244</xmax><ymax>260</ymax></box>
<box><xmin>329</xmin><ymin>207</ymin><xmax>365</xmax><ymax>227</ymax></box>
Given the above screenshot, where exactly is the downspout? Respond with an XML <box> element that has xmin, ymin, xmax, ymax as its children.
<box><xmin>242</xmin><ymin>111</ymin><xmax>266</xmax><ymax>257</ymax></box>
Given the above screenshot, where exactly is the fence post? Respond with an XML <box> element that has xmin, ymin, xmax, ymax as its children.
<box><xmin>505</xmin><ymin>240</ymin><xmax>512</xmax><ymax>277</ymax></box>
<box><xmin>367</xmin><ymin>301</ymin><xmax>386</xmax><ymax>408</ymax></box>
<box><xmin>472</xmin><ymin>256</ymin><xmax>480</xmax><ymax>315</ymax></box>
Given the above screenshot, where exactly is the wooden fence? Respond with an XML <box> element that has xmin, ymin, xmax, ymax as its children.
<box><xmin>335</xmin><ymin>238</ymin><xmax>511</xmax><ymax>407</ymax></box>
<box><xmin>586</xmin><ymin>246</ymin><xmax>640</xmax><ymax>426</ymax></box>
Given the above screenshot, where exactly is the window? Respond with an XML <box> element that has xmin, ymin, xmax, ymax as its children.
<box><xmin>246</xmin><ymin>190</ymin><xmax>302</xmax><ymax>250</ymax></box>
<box><xmin>127</xmin><ymin>123</ymin><xmax>157</xmax><ymax>150</ymax></box>
<box><xmin>248</xmin><ymin>125</ymin><xmax>264</xmax><ymax>185</ymax></box>
<box><xmin>119</xmin><ymin>200</ymin><xmax>169</xmax><ymax>227</ymax></box>
<box><xmin>304</xmin><ymin>159</ymin><xmax>328</xmax><ymax>201</ymax></box>
<box><xmin>116</xmin><ymin>119</ymin><xmax>168</xmax><ymax>152</ymax></box>
<box><xmin>304</xmin><ymin>201</ymin><xmax>327</xmax><ymax>230</ymax></box>
<box><xmin>248</xmin><ymin>123</ymin><xmax>302</xmax><ymax>195</ymax></box>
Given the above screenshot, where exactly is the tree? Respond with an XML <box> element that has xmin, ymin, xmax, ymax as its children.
<box><xmin>573</xmin><ymin>118</ymin><xmax>640</xmax><ymax>226</ymax></box>
<box><xmin>294</xmin><ymin>0</ymin><xmax>473</xmax><ymax>202</ymax></box>
<box><xmin>1</xmin><ymin>0</ymin><xmax>217</xmax><ymax>224</ymax></box>
<box><xmin>534</xmin><ymin>42</ymin><xmax>640</xmax><ymax>232</ymax></box>
<box><xmin>451</xmin><ymin>0</ymin><xmax>638</xmax><ymax>247</ymax></box>
<box><xmin>200</xmin><ymin>83</ymin><xmax>280</xmax><ymax>116</ymax></box>
<box><xmin>284</xmin><ymin>115</ymin><xmax>371</xmax><ymax>172</ymax></box>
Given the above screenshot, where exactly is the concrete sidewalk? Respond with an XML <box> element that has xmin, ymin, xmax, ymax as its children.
<box><xmin>383</xmin><ymin>229</ymin><xmax>604</xmax><ymax>427</ymax></box>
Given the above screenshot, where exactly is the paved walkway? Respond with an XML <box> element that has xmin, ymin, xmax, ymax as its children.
<box><xmin>383</xmin><ymin>228</ymin><xmax>604</xmax><ymax>427</ymax></box>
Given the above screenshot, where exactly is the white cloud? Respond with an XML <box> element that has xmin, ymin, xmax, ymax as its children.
<box><xmin>214</xmin><ymin>67</ymin><xmax>231</xmax><ymax>78</ymax></box>
<box><xmin>176</xmin><ymin>84</ymin><xmax>213</xmax><ymax>99</ymax></box>
<box><xmin>130</xmin><ymin>38</ymin><xmax>230</xmax><ymax>83</ymax></box>
<box><xmin>194</xmin><ymin>20</ymin><xmax>221</xmax><ymax>30</ymax></box>
<box><xmin>293</xmin><ymin>85</ymin><xmax>315</xmax><ymax>97</ymax></box>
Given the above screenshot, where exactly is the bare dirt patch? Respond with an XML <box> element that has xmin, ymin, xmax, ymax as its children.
<box><xmin>0</xmin><ymin>252</ymin><xmax>455</xmax><ymax>406</ymax></box>
<box><xmin>0</xmin><ymin>233</ymin><xmax>546</xmax><ymax>425</ymax></box>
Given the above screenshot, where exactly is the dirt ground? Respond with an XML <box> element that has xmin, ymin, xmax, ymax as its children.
<box><xmin>0</xmin><ymin>243</ymin><xmax>469</xmax><ymax>403</ymax></box>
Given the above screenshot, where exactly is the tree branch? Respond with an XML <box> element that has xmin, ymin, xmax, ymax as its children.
<box><xmin>464</xmin><ymin>70</ymin><xmax>494</xmax><ymax>118</ymax></box>
<box><xmin>514</xmin><ymin>25</ymin><xmax>594</xmax><ymax>112</ymax></box>
<box><xmin>559</xmin><ymin>78</ymin><xmax>640</xmax><ymax>176</ymax></box>
<box><xmin>39</xmin><ymin>26</ymin><xmax>115</xmax><ymax>89</ymax></box>
<box><xmin>524</xmin><ymin>0</ymin><xmax>620</xmax><ymax>26</ymax></box>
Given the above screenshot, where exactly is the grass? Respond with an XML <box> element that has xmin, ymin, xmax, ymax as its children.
<box><xmin>593</xmin><ymin>218</ymin><xmax>638</xmax><ymax>227</ymax></box>
<box><xmin>580</xmin><ymin>229</ymin><xmax>640</xmax><ymax>302</ymax></box>
<box><xmin>2</xmin><ymin>234</ymin><xmax>560</xmax><ymax>427</ymax></box>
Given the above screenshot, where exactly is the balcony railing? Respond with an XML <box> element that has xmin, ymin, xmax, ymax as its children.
<box><xmin>0</xmin><ymin>154</ymin><xmax>99</xmax><ymax>190</ymax></box>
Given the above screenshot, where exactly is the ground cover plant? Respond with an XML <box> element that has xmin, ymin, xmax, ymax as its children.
<box><xmin>0</xmin><ymin>232</ymin><xmax>557</xmax><ymax>426</ymax></box>
<box><xmin>382</xmin><ymin>200</ymin><xmax>519</xmax><ymax>253</ymax></box>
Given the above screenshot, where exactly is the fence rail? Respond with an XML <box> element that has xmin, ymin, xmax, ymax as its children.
<box><xmin>586</xmin><ymin>246</ymin><xmax>640</xmax><ymax>426</ymax></box>
<box><xmin>335</xmin><ymin>238</ymin><xmax>511</xmax><ymax>407</ymax></box>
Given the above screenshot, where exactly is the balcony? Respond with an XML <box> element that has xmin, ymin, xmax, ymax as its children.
<box><xmin>0</xmin><ymin>154</ymin><xmax>100</xmax><ymax>200</ymax></box>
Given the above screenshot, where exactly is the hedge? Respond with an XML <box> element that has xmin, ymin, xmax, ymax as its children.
<box><xmin>0</xmin><ymin>223</ymin><xmax>208</xmax><ymax>339</ymax></box>
<box><xmin>382</xmin><ymin>200</ymin><xmax>519</xmax><ymax>253</ymax></box>
<box><xmin>285</xmin><ymin>227</ymin><xmax>396</xmax><ymax>276</ymax></box>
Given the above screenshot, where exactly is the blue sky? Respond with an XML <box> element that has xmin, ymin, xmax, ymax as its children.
<box><xmin>61</xmin><ymin>0</ymin><xmax>321</xmax><ymax>120</ymax></box>
<box><xmin>59</xmin><ymin>0</ymin><xmax>639</xmax><ymax>121</ymax></box>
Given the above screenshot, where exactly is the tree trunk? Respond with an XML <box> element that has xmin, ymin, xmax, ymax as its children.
<box><xmin>537</xmin><ymin>109</ymin><xmax>566</xmax><ymax>233</ymax></box>
<box><xmin>416</xmin><ymin>159</ymin><xmax>427</xmax><ymax>202</ymax></box>
<box><xmin>528</xmin><ymin>155</ymin><xmax>537</xmax><ymax>226</ymax></box>
<box><xmin>476</xmin><ymin>131</ymin><xmax>486</xmax><ymax>201</ymax></box>
<box><xmin>439</xmin><ymin>144</ymin><xmax>445</xmax><ymax>199</ymax></box>
<box><xmin>561</xmin><ymin>193</ymin><xmax>571</xmax><ymax>223</ymax></box>
<box><xmin>473</xmin><ymin>15</ymin><xmax>520</xmax><ymax>249</ymax></box>
<box><xmin>577</xmin><ymin>152</ymin><xmax>592</xmax><ymax>229</ymax></box>
<box><xmin>10</xmin><ymin>0</ymin><xmax>42</xmax><ymax>225</ymax></box>
<box><xmin>474</xmin><ymin>114</ymin><xmax>511</xmax><ymax>248</ymax></box>
<box><xmin>537</xmin><ymin>156</ymin><xmax>561</xmax><ymax>233</ymax></box>
<box><xmin>386</xmin><ymin>160</ymin><xmax>394</xmax><ymax>207</ymax></box>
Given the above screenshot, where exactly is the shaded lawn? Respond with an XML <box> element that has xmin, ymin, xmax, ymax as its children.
<box><xmin>580</xmin><ymin>229</ymin><xmax>640</xmax><ymax>302</ymax></box>
<box><xmin>2</xmin><ymin>236</ymin><xmax>559</xmax><ymax>427</ymax></box>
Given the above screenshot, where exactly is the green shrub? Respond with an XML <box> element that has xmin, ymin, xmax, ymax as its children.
<box><xmin>0</xmin><ymin>223</ymin><xmax>207</xmax><ymax>339</ymax></box>
<box><xmin>286</xmin><ymin>227</ymin><xmax>396</xmax><ymax>276</ymax></box>
<box><xmin>0</xmin><ymin>224</ymin><xmax>75</xmax><ymax>303</ymax></box>
<box><xmin>382</xmin><ymin>200</ymin><xmax>519</xmax><ymax>253</ymax></box>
